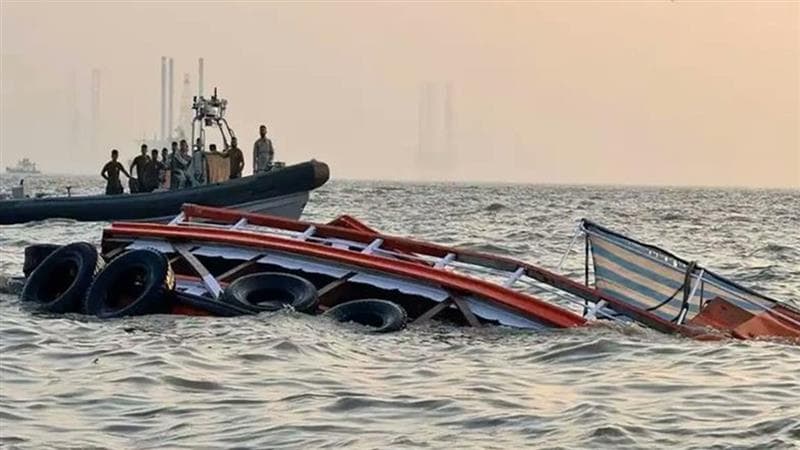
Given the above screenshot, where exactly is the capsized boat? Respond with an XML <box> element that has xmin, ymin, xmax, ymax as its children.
<box><xmin>90</xmin><ymin>204</ymin><xmax>798</xmax><ymax>341</ymax></box>
<box><xmin>0</xmin><ymin>160</ymin><xmax>329</xmax><ymax>225</ymax></box>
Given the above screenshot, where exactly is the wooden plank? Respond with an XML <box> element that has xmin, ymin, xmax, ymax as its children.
<box><xmin>361</xmin><ymin>238</ymin><xmax>384</xmax><ymax>255</ymax></box>
<box><xmin>451</xmin><ymin>295</ymin><xmax>482</xmax><ymax>327</ymax></box>
<box><xmin>434</xmin><ymin>252</ymin><xmax>456</xmax><ymax>269</ymax></box>
<box><xmin>103</xmin><ymin>246</ymin><xmax>127</xmax><ymax>261</ymax></box>
<box><xmin>318</xmin><ymin>272</ymin><xmax>358</xmax><ymax>304</ymax></box>
<box><xmin>412</xmin><ymin>299</ymin><xmax>453</xmax><ymax>325</ymax></box>
<box><xmin>504</xmin><ymin>267</ymin><xmax>525</xmax><ymax>287</ymax></box>
<box><xmin>217</xmin><ymin>257</ymin><xmax>260</xmax><ymax>282</ymax></box>
<box><xmin>174</xmin><ymin>244</ymin><xmax>222</xmax><ymax>298</ymax></box>
<box><xmin>168</xmin><ymin>212</ymin><xmax>185</xmax><ymax>225</ymax></box>
<box><xmin>231</xmin><ymin>218</ymin><xmax>248</xmax><ymax>230</ymax></box>
<box><xmin>297</xmin><ymin>225</ymin><xmax>317</xmax><ymax>241</ymax></box>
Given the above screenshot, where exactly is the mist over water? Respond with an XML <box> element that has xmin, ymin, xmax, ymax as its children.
<box><xmin>1</xmin><ymin>176</ymin><xmax>799</xmax><ymax>449</ymax></box>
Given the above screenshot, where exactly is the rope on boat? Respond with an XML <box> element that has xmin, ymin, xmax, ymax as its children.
<box><xmin>677</xmin><ymin>268</ymin><xmax>704</xmax><ymax>325</ymax></box>
<box><xmin>557</xmin><ymin>223</ymin><xmax>583</xmax><ymax>272</ymax></box>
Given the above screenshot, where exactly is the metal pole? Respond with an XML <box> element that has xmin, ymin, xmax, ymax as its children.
<box><xmin>161</xmin><ymin>56</ymin><xmax>166</xmax><ymax>141</ymax></box>
<box><xmin>198</xmin><ymin>57</ymin><xmax>204</xmax><ymax>98</ymax></box>
<box><xmin>168</xmin><ymin>58</ymin><xmax>174</xmax><ymax>141</ymax></box>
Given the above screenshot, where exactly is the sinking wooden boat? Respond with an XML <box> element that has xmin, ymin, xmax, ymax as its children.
<box><xmin>0</xmin><ymin>160</ymin><xmax>329</xmax><ymax>225</ymax></box>
<box><xmin>93</xmin><ymin>204</ymin><xmax>798</xmax><ymax>341</ymax></box>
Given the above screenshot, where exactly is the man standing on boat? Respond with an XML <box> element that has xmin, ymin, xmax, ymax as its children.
<box><xmin>253</xmin><ymin>125</ymin><xmax>274</xmax><ymax>173</ymax></box>
<box><xmin>129</xmin><ymin>144</ymin><xmax>150</xmax><ymax>193</ymax></box>
<box><xmin>141</xmin><ymin>149</ymin><xmax>163</xmax><ymax>192</ymax></box>
<box><xmin>101</xmin><ymin>149</ymin><xmax>130</xmax><ymax>195</ymax></box>
<box><xmin>168</xmin><ymin>141</ymin><xmax>181</xmax><ymax>190</ymax></box>
<box><xmin>223</xmin><ymin>136</ymin><xmax>245</xmax><ymax>179</ymax></box>
<box><xmin>172</xmin><ymin>140</ymin><xmax>192</xmax><ymax>188</ymax></box>
<box><xmin>189</xmin><ymin>138</ymin><xmax>208</xmax><ymax>186</ymax></box>
<box><xmin>160</xmin><ymin>147</ymin><xmax>170</xmax><ymax>189</ymax></box>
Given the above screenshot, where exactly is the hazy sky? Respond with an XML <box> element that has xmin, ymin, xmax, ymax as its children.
<box><xmin>1</xmin><ymin>1</ymin><xmax>798</xmax><ymax>187</ymax></box>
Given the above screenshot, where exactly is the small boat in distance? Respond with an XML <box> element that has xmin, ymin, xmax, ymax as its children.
<box><xmin>5</xmin><ymin>158</ymin><xmax>40</xmax><ymax>174</ymax></box>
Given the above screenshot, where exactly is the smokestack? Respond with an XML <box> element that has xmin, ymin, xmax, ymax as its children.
<box><xmin>198</xmin><ymin>57</ymin><xmax>204</xmax><ymax>97</ymax></box>
<box><xmin>90</xmin><ymin>69</ymin><xmax>100</xmax><ymax>156</ymax></box>
<box><xmin>160</xmin><ymin>56</ymin><xmax>166</xmax><ymax>141</ymax></box>
<box><xmin>168</xmin><ymin>58</ymin><xmax>174</xmax><ymax>141</ymax></box>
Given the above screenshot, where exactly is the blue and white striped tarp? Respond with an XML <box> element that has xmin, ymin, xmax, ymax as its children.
<box><xmin>581</xmin><ymin>220</ymin><xmax>781</xmax><ymax>323</ymax></box>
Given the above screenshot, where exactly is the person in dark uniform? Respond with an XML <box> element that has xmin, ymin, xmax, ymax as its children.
<box><xmin>101</xmin><ymin>149</ymin><xmax>130</xmax><ymax>195</ymax></box>
<box><xmin>129</xmin><ymin>144</ymin><xmax>150</xmax><ymax>192</ymax></box>
<box><xmin>223</xmin><ymin>136</ymin><xmax>245</xmax><ymax>179</ymax></box>
<box><xmin>160</xmin><ymin>147</ymin><xmax>170</xmax><ymax>189</ymax></box>
<box><xmin>142</xmin><ymin>149</ymin><xmax>164</xmax><ymax>192</ymax></box>
<box><xmin>168</xmin><ymin>141</ymin><xmax>180</xmax><ymax>190</ymax></box>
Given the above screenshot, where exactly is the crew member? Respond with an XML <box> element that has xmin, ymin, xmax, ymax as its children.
<box><xmin>173</xmin><ymin>139</ymin><xmax>192</xmax><ymax>188</ymax></box>
<box><xmin>160</xmin><ymin>147</ymin><xmax>170</xmax><ymax>189</ymax></box>
<box><xmin>129</xmin><ymin>144</ymin><xmax>150</xmax><ymax>192</ymax></box>
<box><xmin>189</xmin><ymin>139</ymin><xmax>208</xmax><ymax>186</ymax></box>
<box><xmin>168</xmin><ymin>141</ymin><xmax>180</xmax><ymax>190</ymax></box>
<box><xmin>101</xmin><ymin>149</ymin><xmax>130</xmax><ymax>195</ymax></box>
<box><xmin>224</xmin><ymin>136</ymin><xmax>245</xmax><ymax>179</ymax></box>
<box><xmin>253</xmin><ymin>125</ymin><xmax>274</xmax><ymax>173</ymax></box>
<box><xmin>142</xmin><ymin>149</ymin><xmax>163</xmax><ymax>192</ymax></box>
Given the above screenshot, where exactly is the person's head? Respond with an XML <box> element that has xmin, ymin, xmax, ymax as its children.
<box><xmin>140</xmin><ymin>144</ymin><xmax>147</xmax><ymax>155</ymax></box>
<box><xmin>209</xmin><ymin>143</ymin><xmax>217</xmax><ymax>152</ymax></box>
<box><xmin>179</xmin><ymin>139</ymin><xmax>188</xmax><ymax>152</ymax></box>
<box><xmin>259</xmin><ymin>125</ymin><xmax>267</xmax><ymax>137</ymax></box>
<box><xmin>151</xmin><ymin>149</ymin><xmax>159</xmax><ymax>160</ymax></box>
<box><xmin>171</xmin><ymin>141</ymin><xmax>178</xmax><ymax>152</ymax></box>
<box><xmin>230</xmin><ymin>136</ymin><xmax>238</xmax><ymax>147</ymax></box>
<box><xmin>111</xmin><ymin>149</ymin><xmax>119</xmax><ymax>161</ymax></box>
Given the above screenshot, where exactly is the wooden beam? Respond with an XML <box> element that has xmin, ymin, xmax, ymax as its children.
<box><xmin>412</xmin><ymin>299</ymin><xmax>453</xmax><ymax>325</ymax></box>
<box><xmin>451</xmin><ymin>295</ymin><xmax>482</xmax><ymax>327</ymax></box>
<box><xmin>174</xmin><ymin>244</ymin><xmax>222</xmax><ymax>298</ymax></box>
<box><xmin>103</xmin><ymin>246</ymin><xmax>127</xmax><ymax>261</ymax></box>
<box><xmin>217</xmin><ymin>257</ymin><xmax>261</xmax><ymax>282</ymax></box>
<box><xmin>318</xmin><ymin>272</ymin><xmax>358</xmax><ymax>304</ymax></box>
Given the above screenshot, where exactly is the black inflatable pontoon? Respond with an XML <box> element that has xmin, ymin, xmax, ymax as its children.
<box><xmin>0</xmin><ymin>160</ymin><xmax>329</xmax><ymax>225</ymax></box>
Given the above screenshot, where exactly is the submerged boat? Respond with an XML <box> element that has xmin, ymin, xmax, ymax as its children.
<box><xmin>0</xmin><ymin>160</ymin><xmax>329</xmax><ymax>225</ymax></box>
<box><xmin>5</xmin><ymin>158</ymin><xmax>40</xmax><ymax>174</ymax></box>
<box><xmin>13</xmin><ymin>204</ymin><xmax>799</xmax><ymax>341</ymax></box>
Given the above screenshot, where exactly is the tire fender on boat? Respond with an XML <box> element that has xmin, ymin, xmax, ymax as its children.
<box><xmin>23</xmin><ymin>243</ymin><xmax>61</xmax><ymax>277</ymax></box>
<box><xmin>221</xmin><ymin>272</ymin><xmax>319</xmax><ymax>314</ymax></box>
<box><xmin>84</xmin><ymin>249</ymin><xmax>175</xmax><ymax>318</ymax></box>
<box><xmin>324</xmin><ymin>299</ymin><xmax>408</xmax><ymax>333</ymax></box>
<box><xmin>20</xmin><ymin>242</ymin><xmax>103</xmax><ymax>313</ymax></box>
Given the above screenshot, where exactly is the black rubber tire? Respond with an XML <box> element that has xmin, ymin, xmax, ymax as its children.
<box><xmin>84</xmin><ymin>249</ymin><xmax>175</xmax><ymax>318</ymax></box>
<box><xmin>20</xmin><ymin>242</ymin><xmax>103</xmax><ymax>313</ymax></box>
<box><xmin>174</xmin><ymin>292</ymin><xmax>254</xmax><ymax>317</ymax></box>
<box><xmin>324</xmin><ymin>299</ymin><xmax>408</xmax><ymax>333</ymax></box>
<box><xmin>23</xmin><ymin>244</ymin><xmax>61</xmax><ymax>277</ymax></box>
<box><xmin>221</xmin><ymin>272</ymin><xmax>318</xmax><ymax>314</ymax></box>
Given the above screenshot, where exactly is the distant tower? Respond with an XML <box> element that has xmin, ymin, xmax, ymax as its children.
<box><xmin>168</xmin><ymin>57</ymin><xmax>174</xmax><ymax>141</ymax></box>
<box><xmin>175</xmin><ymin>73</ymin><xmax>193</xmax><ymax>140</ymax></box>
<box><xmin>90</xmin><ymin>68</ymin><xmax>101</xmax><ymax>156</ymax></box>
<box><xmin>417</xmin><ymin>81</ymin><xmax>455</xmax><ymax>171</ymax></box>
<box><xmin>68</xmin><ymin>71</ymin><xmax>80</xmax><ymax>154</ymax></box>
<box><xmin>160</xmin><ymin>56</ymin><xmax>167</xmax><ymax>141</ymax></box>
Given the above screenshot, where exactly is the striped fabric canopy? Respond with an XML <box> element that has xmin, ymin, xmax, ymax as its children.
<box><xmin>581</xmin><ymin>220</ymin><xmax>782</xmax><ymax>323</ymax></box>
